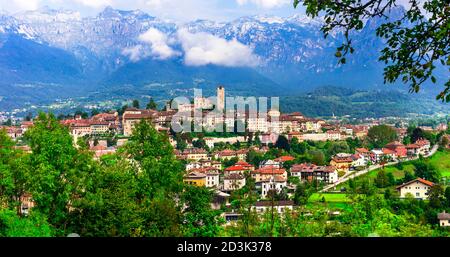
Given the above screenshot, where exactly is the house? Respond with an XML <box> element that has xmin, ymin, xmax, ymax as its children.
<box><xmin>437</xmin><ymin>211</ymin><xmax>450</xmax><ymax>227</ymax></box>
<box><xmin>274</xmin><ymin>155</ymin><xmax>295</xmax><ymax>163</ymax></box>
<box><xmin>330</xmin><ymin>153</ymin><xmax>354</xmax><ymax>172</ymax></box>
<box><xmin>252</xmin><ymin>200</ymin><xmax>294</xmax><ymax>214</ymax></box>
<box><xmin>355</xmin><ymin>148</ymin><xmax>370</xmax><ymax>158</ymax></box>
<box><xmin>381</xmin><ymin>148</ymin><xmax>396</xmax><ymax>162</ymax></box>
<box><xmin>326</xmin><ymin>130</ymin><xmax>341</xmax><ymax>141</ymax></box>
<box><xmin>385</xmin><ymin>141</ymin><xmax>407</xmax><ymax>159</ymax></box>
<box><xmin>214</xmin><ymin>149</ymin><xmax>237</xmax><ymax>160</ymax></box>
<box><xmin>415</xmin><ymin>139</ymin><xmax>431</xmax><ymax>155</ymax></box>
<box><xmin>287</xmin><ymin>131</ymin><xmax>303</xmax><ymax>142</ymax></box>
<box><xmin>290</xmin><ymin>163</ymin><xmax>338</xmax><ymax>184</ymax></box>
<box><xmin>194</xmin><ymin>167</ymin><xmax>220</xmax><ymax>188</ymax></box>
<box><xmin>235</xmin><ymin>149</ymin><xmax>248</xmax><ymax>160</ymax></box>
<box><xmin>370</xmin><ymin>149</ymin><xmax>385</xmax><ymax>163</ymax></box>
<box><xmin>89</xmin><ymin>121</ymin><xmax>110</xmax><ymax>135</ymax></box>
<box><xmin>260</xmin><ymin>175</ymin><xmax>287</xmax><ymax>199</ymax></box>
<box><xmin>406</xmin><ymin>139</ymin><xmax>430</xmax><ymax>157</ymax></box>
<box><xmin>198</xmin><ymin>167</ymin><xmax>220</xmax><ymax>188</ymax></box>
<box><xmin>224</xmin><ymin>165</ymin><xmax>250</xmax><ymax>176</ymax></box>
<box><xmin>351</xmin><ymin>154</ymin><xmax>367</xmax><ymax>168</ymax></box>
<box><xmin>396</xmin><ymin>178</ymin><xmax>435</xmax><ymax>200</ymax></box>
<box><xmin>406</xmin><ymin>144</ymin><xmax>420</xmax><ymax>157</ymax></box>
<box><xmin>122</xmin><ymin>108</ymin><xmax>158</xmax><ymax>136</ymax></box>
<box><xmin>183</xmin><ymin>172</ymin><xmax>207</xmax><ymax>187</ymax></box>
<box><xmin>251</xmin><ymin>167</ymin><xmax>287</xmax><ymax>183</ymax></box>
<box><xmin>223</xmin><ymin>174</ymin><xmax>246</xmax><ymax>191</ymax></box>
<box><xmin>235</xmin><ymin>161</ymin><xmax>255</xmax><ymax>171</ymax></box>
<box><xmin>259</xmin><ymin>159</ymin><xmax>281</xmax><ymax>169</ymax></box>
<box><xmin>183</xmin><ymin>148</ymin><xmax>209</xmax><ymax>161</ymax></box>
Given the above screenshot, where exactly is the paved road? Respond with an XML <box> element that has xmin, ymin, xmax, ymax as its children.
<box><xmin>320</xmin><ymin>145</ymin><xmax>440</xmax><ymax>193</ymax></box>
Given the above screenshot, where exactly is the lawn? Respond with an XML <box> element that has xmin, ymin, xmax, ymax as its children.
<box><xmin>309</xmin><ymin>193</ymin><xmax>352</xmax><ymax>203</ymax></box>
<box><xmin>338</xmin><ymin>150</ymin><xmax>450</xmax><ymax>190</ymax></box>
<box><xmin>428</xmin><ymin>150</ymin><xmax>450</xmax><ymax>177</ymax></box>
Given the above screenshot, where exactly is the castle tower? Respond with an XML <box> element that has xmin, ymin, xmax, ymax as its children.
<box><xmin>217</xmin><ymin>86</ymin><xmax>225</xmax><ymax>112</ymax></box>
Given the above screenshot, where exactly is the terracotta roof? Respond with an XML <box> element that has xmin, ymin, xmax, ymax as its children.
<box><xmin>332</xmin><ymin>156</ymin><xmax>353</xmax><ymax>163</ymax></box>
<box><xmin>225</xmin><ymin>165</ymin><xmax>249</xmax><ymax>172</ymax></box>
<box><xmin>382</xmin><ymin>148</ymin><xmax>396</xmax><ymax>155</ymax></box>
<box><xmin>252</xmin><ymin>167</ymin><xmax>286</xmax><ymax>175</ymax></box>
<box><xmin>291</xmin><ymin>163</ymin><xmax>336</xmax><ymax>173</ymax></box>
<box><xmin>396</xmin><ymin>178</ymin><xmax>435</xmax><ymax>189</ymax></box>
<box><xmin>356</xmin><ymin>148</ymin><xmax>369</xmax><ymax>153</ymax></box>
<box><xmin>274</xmin><ymin>156</ymin><xmax>295</xmax><ymax>162</ymax></box>
<box><xmin>235</xmin><ymin>161</ymin><xmax>253</xmax><ymax>167</ymax></box>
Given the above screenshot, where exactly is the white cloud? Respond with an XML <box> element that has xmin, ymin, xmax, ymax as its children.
<box><xmin>236</xmin><ymin>0</ymin><xmax>290</xmax><ymax>9</ymax></box>
<box><xmin>177</xmin><ymin>28</ymin><xmax>260</xmax><ymax>67</ymax></box>
<box><xmin>123</xmin><ymin>28</ymin><xmax>177</xmax><ymax>61</ymax></box>
<box><xmin>139</xmin><ymin>28</ymin><xmax>178</xmax><ymax>60</ymax></box>
<box><xmin>122</xmin><ymin>45</ymin><xmax>146</xmax><ymax>62</ymax></box>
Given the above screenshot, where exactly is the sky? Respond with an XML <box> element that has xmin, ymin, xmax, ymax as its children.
<box><xmin>0</xmin><ymin>0</ymin><xmax>305</xmax><ymax>22</ymax></box>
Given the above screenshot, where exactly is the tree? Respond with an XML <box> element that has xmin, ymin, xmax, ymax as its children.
<box><xmin>367</xmin><ymin>125</ymin><xmax>398</xmax><ymax>148</ymax></box>
<box><xmin>132</xmin><ymin>99</ymin><xmax>140</xmax><ymax>109</ymax></box>
<box><xmin>121</xmin><ymin>120</ymin><xmax>185</xmax><ymax>236</ymax></box>
<box><xmin>275</xmin><ymin>135</ymin><xmax>290</xmax><ymax>152</ymax></box>
<box><xmin>403</xmin><ymin>170</ymin><xmax>416</xmax><ymax>183</ymax></box>
<box><xmin>294</xmin><ymin>182</ymin><xmax>313</xmax><ymax>205</ymax></box>
<box><xmin>375</xmin><ymin>170</ymin><xmax>389</xmax><ymax>188</ymax></box>
<box><xmin>91</xmin><ymin>109</ymin><xmax>100</xmax><ymax>117</ymax></box>
<box><xmin>0</xmin><ymin>130</ymin><xmax>28</xmax><ymax>214</ymax></box>
<box><xmin>445</xmin><ymin>187</ymin><xmax>450</xmax><ymax>208</ymax></box>
<box><xmin>146</xmin><ymin>98</ymin><xmax>158</xmax><ymax>110</ymax></box>
<box><xmin>414</xmin><ymin>161</ymin><xmax>440</xmax><ymax>183</ymax></box>
<box><xmin>24</xmin><ymin>112</ymin><xmax>33</xmax><ymax>122</ymax></box>
<box><xmin>328</xmin><ymin>141</ymin><xmax>350</xmax><ymax>156</ymax></box>
<box><xmin>291</xmin><ymin>137</ymin><xmax>308</xmax><ymax>155</ymax></box>
<box><xmin>428</xmin><ymin>185</ymin><xmax>445</xmax><ymax>209</ymax></box>
<box><xmin>24</xmin><ymin>113</ymin><xmax>97</xmax><ymax>234</ymax></box>
<box><xmin>182</xmin><ymin>185</ymin><xmax>222</xmax><ymax>237</ymax></box>
<box><xmin>308</xmin><ymin>150</ymin><xmax>326</xmax><ymax>165</ymax></box>
<box><xmin>411</xmin><ymin>127</ymin><xmax>425</xmax><ymax>143</ymax></box>
<box><xmin>294</xmin><ymin>0</ymin><xmax>450</xmax><ymax>102</ymax></box>
<box><xmin>0</xmin><ymin>209</ymin><xmax>53</xmax><ymax>237</ymax></box>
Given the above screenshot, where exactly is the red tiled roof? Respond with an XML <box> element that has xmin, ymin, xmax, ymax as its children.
<box><xmin>396</xmin><ymin>178</ymin><xmax>435</xmax><ymax>189</ymax></box>
<box><xmin>252</xmin><ymin>167</ymin><xmax>286</xmax><ymax>175</ymax></box>
<box><xmin>225</xmin><ymin>165</ymin><xmax>249</xmax><ymax>172</ymax></box>
<box><xmin>274</xmin><ymin>156</ymin><xmax>295</xmax><ymax>162</ymax></box>
<box><xmin>356</xmin><ymin>148</ymin><xmax>369</xmax><ymax>153</ymax></box>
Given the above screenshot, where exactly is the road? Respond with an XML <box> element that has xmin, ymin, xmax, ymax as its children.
<box><xmin>320</xmin><ymin>144</ymin><xmax>440</xmax><ymax>193</ymax></box>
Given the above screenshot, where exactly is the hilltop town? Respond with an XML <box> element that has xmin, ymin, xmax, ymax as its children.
<box><xmin>1</xmin><ymin>86</ymin><xmax>450</xmax><ymax>230</ymax></box>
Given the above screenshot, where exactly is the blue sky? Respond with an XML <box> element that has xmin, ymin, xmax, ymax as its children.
<box><xmin>0</xmin><ymin>0</ymin><xmax>306</xmax><ymax>21</ymax></box>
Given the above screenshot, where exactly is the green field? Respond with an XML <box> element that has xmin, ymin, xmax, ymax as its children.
<box><xmin>309</xmin><ymin>193</ymin><xmax>352</xmax><ymax>203</ymax></box>
<box><xmin>428</xmin><ymin>150</ymin><xmax>450</xmax><ymax>177</ymax></box>
<box><xmin>339</xmin><ymin>150</ymin><xmax>450</xmax><ymax>190</ymax></box>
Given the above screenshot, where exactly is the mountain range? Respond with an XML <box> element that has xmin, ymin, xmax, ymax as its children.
<box><xmin>0</xmin><ymin>6</ymin><xmax>447</xmax><ymax>114</ymax></box>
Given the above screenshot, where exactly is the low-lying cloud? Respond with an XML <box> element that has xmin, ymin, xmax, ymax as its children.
<box><xmin>138</xmin><ymin>28</ymin><xmax>178</xmax><ymax>60</ymax></box>
<box><xmin>177</xmin><ymin>28</ymin><xmax>260</xmax><ymax>67</ymax></box>
<box><xmin>124</xmin><ymin>27</ymin><xmax>259</xmax><ymax>68</ymax></box>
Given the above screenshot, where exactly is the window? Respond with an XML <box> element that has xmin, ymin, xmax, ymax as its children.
<box><xmin>416</xmin><ymin>192</ymin><xmax>420</xmax><ymax>197</ymax></box>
